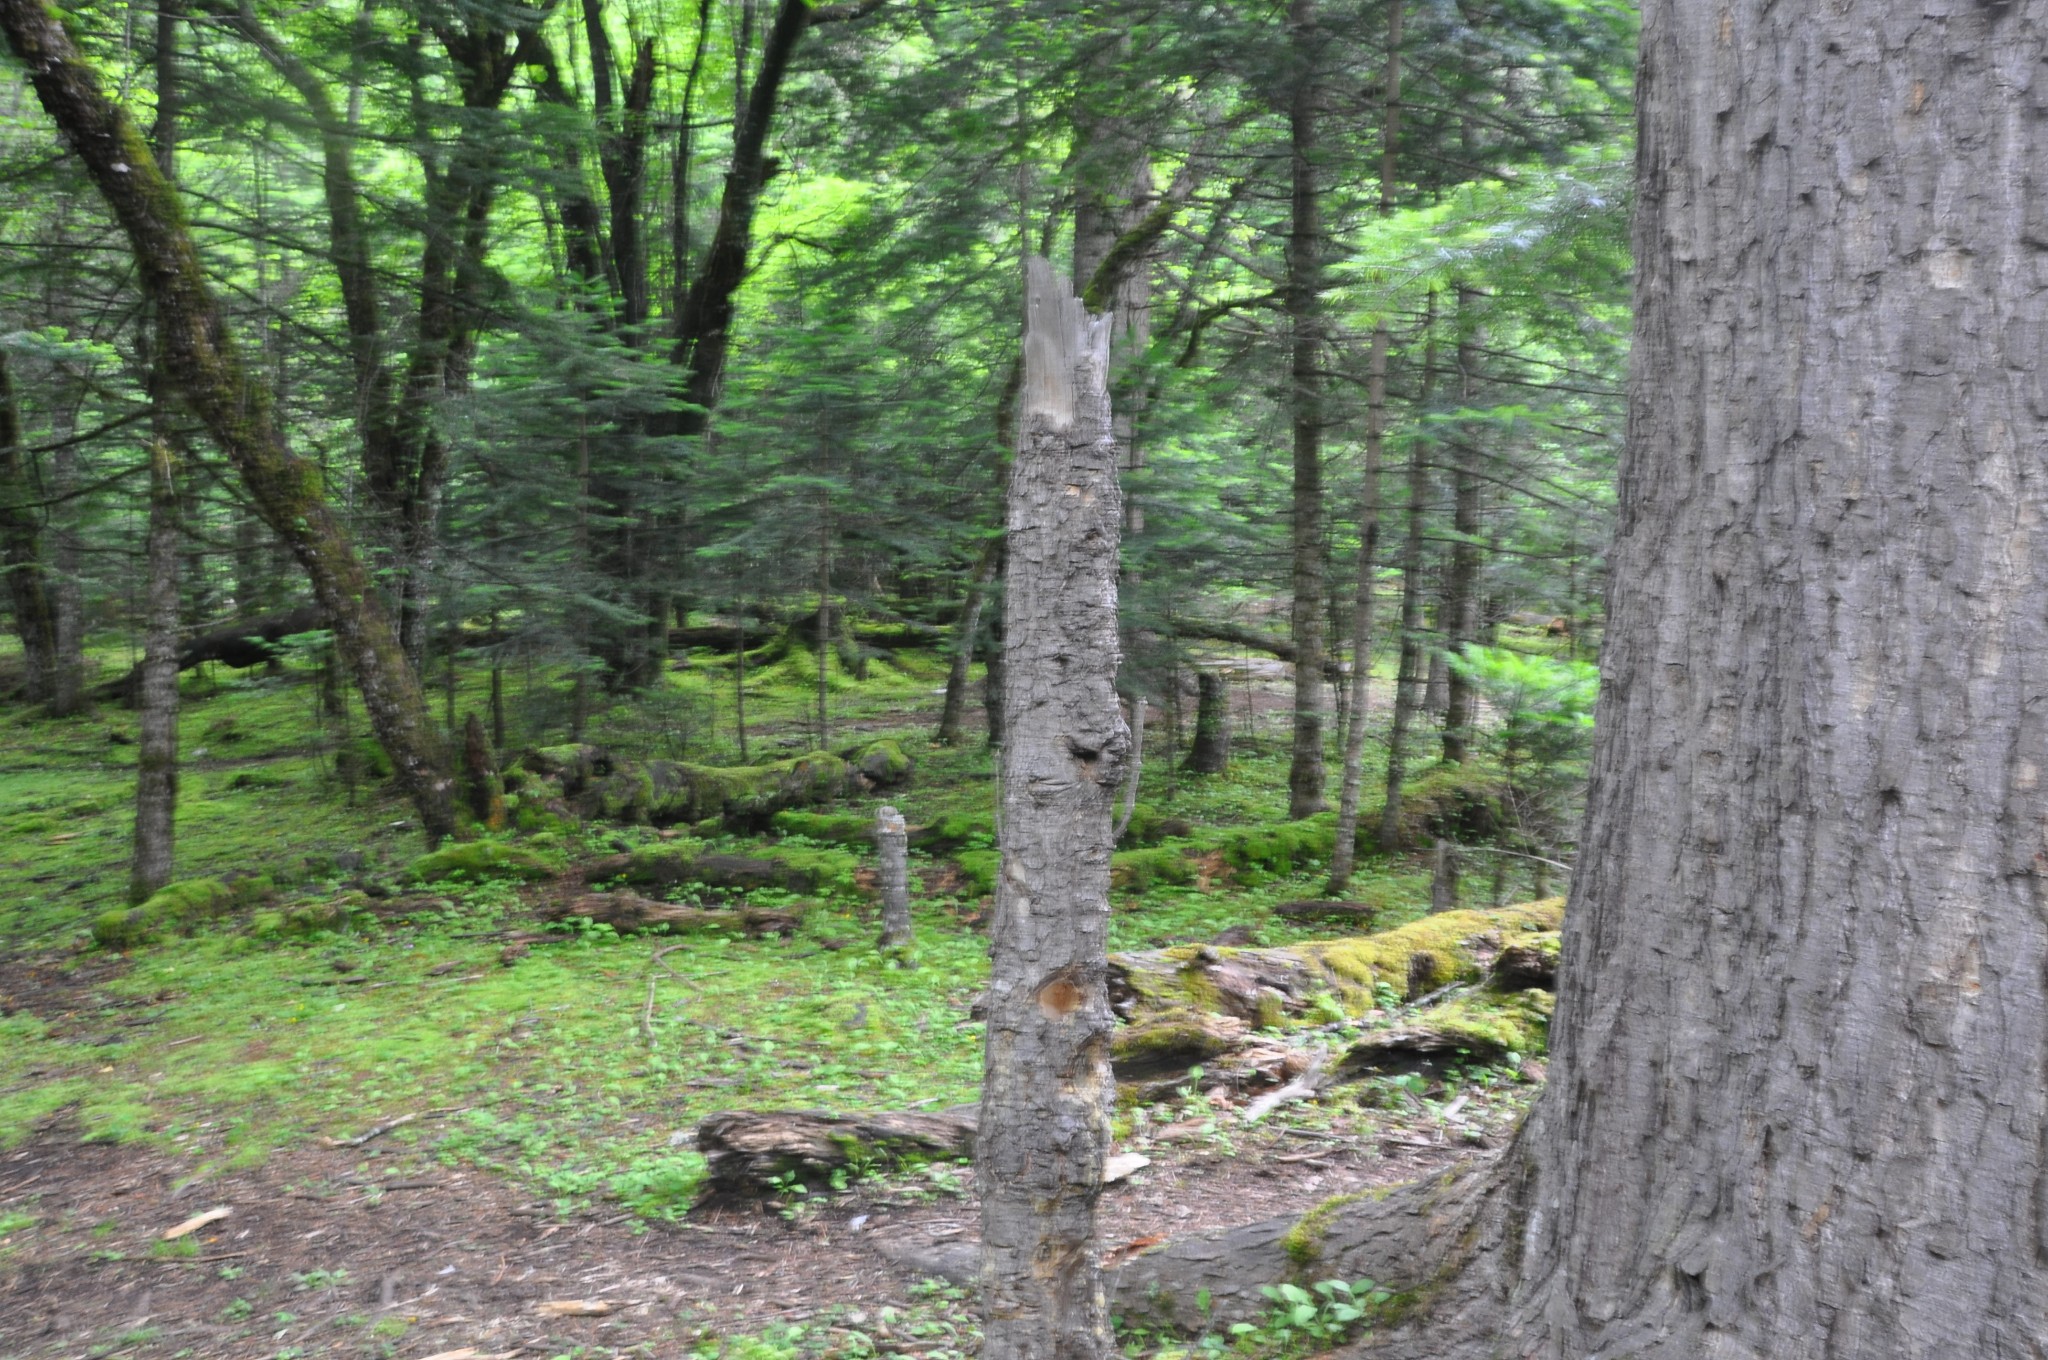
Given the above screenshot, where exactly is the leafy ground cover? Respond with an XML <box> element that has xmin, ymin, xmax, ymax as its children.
<box><xmin>0</xmin><ymin>640</ymin><xmax>1548</xmax><ymax>1359</ymax></box>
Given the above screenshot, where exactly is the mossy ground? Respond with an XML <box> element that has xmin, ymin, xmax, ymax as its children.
<box><xmin>0</xmin><ymin>633</ymin><xmax>1558</xmax><ymax>1236</ymax></box>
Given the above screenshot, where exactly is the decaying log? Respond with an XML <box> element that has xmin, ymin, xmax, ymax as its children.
<box><xmin>511</xmin><ymin>739</ymin><xmax>910</xmax><ymax>829</ymax></box>
<box><xmin>93</xmin><ymin>604</ymin><xmax>328</xmax><ymax>700</ymax></box>
<box><xmin>543</xmin><ymin>891</ymin><xmax>800</xmax><ymax>937</ymax></box>
<box><xmin>1273</xmin><ymin>899</ymin><xmax>1380</xmax><ymax>926</ymax></box>
<box><xmin>1108</xmin><ymin>901</ymin><xmax>1563</xmax><ymax>1027</ymax></box>
<box><xmin>696</xmin><ymin>1107</ymin><xmax>978</xmax><ymax>1197</ymax></box>
<box><xmin>1485</xmin><ymin>938</ymin><xmax>1557</xmax><ymax>991</ymax></box>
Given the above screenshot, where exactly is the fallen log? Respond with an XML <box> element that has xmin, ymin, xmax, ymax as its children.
<box><xmin>1108</xmin><ymin>901</ymin><xmax>1563</xmax><ymax>1027</ymax></box>
<box><xmin>92</xmin><ymin>604</ymin><xmax>327</xmax><ymax>700</ymax></box>
<box><xmin>1485</xmin><ymin>935</ymin><xmax>1558</xmax><ymax>991</ymax></box>
<box><xmin>510</xmin><ymin>739</ymin><xmax>911</xmax><ymax>830</ymax></box>
<box><xmin>543</xmin><ymin>892</ymin><xmax>801</xmax><ymax>937</ymax></box>
<box><xmin>696</xmin><ymin>1107</ymin><xmax>978</xmax><ymax>1198</ymax></box>
<box><xmin>1273</xmin><ymin>899</ymin><xmax>1381</xmax><ymax>927</ymax></box>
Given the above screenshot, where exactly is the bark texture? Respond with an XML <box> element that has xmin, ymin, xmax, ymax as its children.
<box><xmin>978</xmin><ymin>257</ymin><xmax>1126</xmax><ymax>1360</ymax></box>
<box><xmin>1282</xmin><ymin>0</ymin><xmax>1329</xmax><ymax>820</ymax></box>
<box><xmin>1183</xmin><ymin>670</ymin><xmax>1230</xmax><ymax>774</ymax></box>
<box><xmin>1435</xmin><ymin>7</ymin><xmax>2048</xmax><ymax>1357</ymax></box>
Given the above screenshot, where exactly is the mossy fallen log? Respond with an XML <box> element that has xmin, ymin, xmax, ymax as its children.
<box><xmin>1107</xmin><ymin>901</ymin><xmax>1563</xmax><ymax>1027</ymax></box>
<box><xmin>1338</xmin><ymin>988</ymin><xmax>1555</xmax><ymax>1072</ymax></box>
<box><xmin>619</xmin><ymin>842</ymin><xmax>862</xmax><ymax>897</ymax></box>
<box><xmin>544</xmin><ymin>891</ymin><xmax>801</xmax><ymax>937</ymax></box>
<box><xmin>510</xmin><ymin>740</ymin><xmax>911</xmax><ymax>831</ymax></box>
<box><xmin>696</xmin><ymin>1107</ymin><xmax>977</xmax><ymax>1198</ymax></box>
<box><xmin>405</xmin><ymin>840</ymin><xmax>562</xmax><ymax>884</ymax></box>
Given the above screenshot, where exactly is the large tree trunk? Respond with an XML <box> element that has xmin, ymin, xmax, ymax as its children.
<box><xmin>1282</xmin><ymin>0</ymin><xmax>1328</xmax><ymax>820</ymax></box>
<box><xmin>0</xmin><ymin>1</ymin><xmax>459</xmax><ymax>842</ymax></box>
<box><xmin>1486</xmin><ymin>7</ymin><xmax>2048</xmax><ymax>1354</ymax></box>
<box><xmin>129</xmin><ymin>440</ymin><xmax>179</xmax><ymax>902</ymax></box>
<box><xmin>979</xmin><ymin>257</ymin><xmax>1126</xmax><ymax>1360</ymax></box>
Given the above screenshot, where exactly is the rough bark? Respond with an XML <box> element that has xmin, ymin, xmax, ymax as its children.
<box><xmin>875</xmin><ymin>804</ymin><xmax>911</xmax><ymax>953</ymax></box>
<box><xmin>129</xmin><ymin>439</ymin><xmax>179</xmax><ymax>903</ymax></box>
<box><xmin>1283</xmin><ymin>0</ymin><xmax>1328</xmax><ymax>820</ymax></box>
<box><xmin>979</xmin><ymin>258</ymin><xmax>1126</xmax><ymax>1360</ymax></box>
<box><xmin>0</xmin><ymin>350</ymin><xmax>56</xmax><ymax>705</ymax></box>
<box><xmin>461</xmin><ymin>712</ymin><xmax>505</xmax><ymax>831</ymax></box>
<box><xmin>0</xmin><ymin>2</ymin><xmax>458</xmax><ymax>841</ymax></box>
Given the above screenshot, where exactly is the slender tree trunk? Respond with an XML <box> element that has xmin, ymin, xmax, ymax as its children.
<box><xmin>1327</xmin><ymin>0</ymin><xmax>1400</xmax><ymax>892</ymax></box>
<box><xmin>0</xmin><ymin>2</ymin><xmax>458</xmax><ymax>841</ymax></box>
<box><xmin>47</xmin><ymin>428</ymin><xmax>84</xmax><ymax>718</ymax></box>
<box><xmin>1440</xmin><ymin>284</ymin><xmax>1483</xmax><ymax>763</ymax></box>
<box><xmin>1377</xmin><ymin>293</ymin><xmax>1436</xmax><ymax>850</ymax></box>
<box><xmin>129</xmin><ymin>438</ymin><xmax>179</xmax><ymax>902</ymax></box>
<box><xmin>1282</xmin><ymin>0</ymin><xmax>1328</xmax><ymax>819</ymax></box>
<box><xmin>0</xmin><ymin>351</ymin><xmax>56</xmax><ymax>705</ymax></box>
<box><xmin>937</xmin><ymin>540</ymin><xmax>998</xmax><ymax>744</ymax></box>
<box><xmin>981</xmin><ymin>542</ymin><xmax>1007</xmax><ymax>751</ymax></box>
<box><xmin>816</xmin><ymin>492</ymin><xmax>831</xmax><ymax>750</ymax></box>
<box><xmin>979</xmin><ymin>258</ymin><xmax>1124</xmax><ymax>1360</ymax></box>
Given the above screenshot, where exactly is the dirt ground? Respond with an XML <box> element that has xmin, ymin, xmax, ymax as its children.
<box><xmin>0</xmin><ymin>1100</ymin><xmax>1480</xmax><ymax>1359</ymax></box>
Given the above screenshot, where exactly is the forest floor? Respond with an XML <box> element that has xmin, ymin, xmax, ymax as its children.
<box><xmin>0</xmin><ymin>632</ymin><xmax>1557</xmax><ymax>1360</ymax></box>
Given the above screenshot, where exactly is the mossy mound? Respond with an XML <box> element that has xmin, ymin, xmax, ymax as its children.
<box><xmin>1362</xmin><ymin>761</ymin><xmax>1512</xmax><ymax>852</ymax></box>
<box><xmin>910</xmin><ymin>812</ymin><xmax>996</xmax><ymax>855</ymax></box>
<box><xmin>91</xmin><ymin>877</ymin><xmax>241</xmax><ymax>949</ymax></box>
<box><xmin>1110</xmin><ymin>846</ymin><xmax>1198</xmax><ymax>893</ymax></box>
<box><xmin>405</xmin><ymin>840</ymin><xmax>561</xmax><ymax>884</ymax></box>
<box><xmin>1302</xmin><ymin>900</ymin><xmax>1563</xmax><ymax>1001</ymax></box>
<box><xmin>1217</xmin><ymin>817</ymin><xmax>1335</xmax><ymax>882</ymax></box>
<box><xmin>769</xmin><ymin>811</ymin><xmax>876</xmax><ymax>845</ymax></box>
<box><xmin>954</xmin><ymin>848</ymin><xmax>999</xmax><ymax>897</ymax></box>
<box><xmin>91</xmin><ymin>907</ymin><xmax>162</xmax><ymax>950</ymax></box>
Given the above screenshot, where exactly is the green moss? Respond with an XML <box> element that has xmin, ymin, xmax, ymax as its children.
<box><xmin>954</xmin><ymin>848</ymin><xmax>999</xmax><ymax>897</ymax></box>
<box><xmin>1363</xmin><ymin>761</ymin><xmax>1511</xmax><ymax>852</ymax></box>
<box><xmin>855</xmin><ymin>739</ymin><xmax>912</xmax><ymax>784</ymax></box>
<box><xmin>770</xmin><ymin>811</ymin><xmax>874</xmax><ymax>844</ymax></box>
<box><xmin>1217</xmin><ymin>816</ymin><xmax>1335</xmax><ymax>882</ymax></box>
<box><xmin>1306</xmin><ymin>900</ymin><xmax>1563</xmax><ymax>996</ymax></box>
<box><xmin>227</xmin><ymin>874</ymin><xmax>275</xmax><ymax>908</ymax></box>
<box><xmin>1109</xmin><ymin>1009</ymin><xmax>1243</xmax><ymax>1074</ymax></box>
<box><xmin>621</xmin><ymin>841</ymin><xmax>861</xmax><ymax>896</ymax></box>
<box><xmin>91</xmin><ymin>907</ymin><xmax>162</xmax><ymax>950</ymax></box>
<box><xmin>912</xmin><ymin>812</ymin><xmax>995</xmax><ymax>854</ymax></box>
<box><xmin>1280</xmin><ymin>1189</ymin><xmax>1382</xmax><ymax>1267</ymax></box>
<box><xmin>405</xmin><ymin>840</ymin><xmax>560</xmax><ymax>884</ymax></box>
<box><xmin>1409</xmin><ymin>988</ymin><xmax>1554</xmax><ymax>1057</ymax></box>
<box><xmin>279</xmin><ymin>897</ymin><xmax>361</xmax><ymax>937</ymax></box>
<box><xmin>1110</xmin><ymin>846</ymin><xmax>1197</xmax><ymax>893</ymax></box>
<box><xmin>139</xmin><ymin>878</ymin><xmax>235</xmax><ymax>928</ymax></box>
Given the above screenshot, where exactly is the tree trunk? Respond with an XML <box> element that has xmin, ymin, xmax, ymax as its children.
<box><xmin>1329</xmin><ymin>6</ymin><xmax>1400</xmax><ymax>893</ymax></box>
<box><xmin>129</xmin><ymin>439</ymin><xmax>179</xmax><ymax>903</ymax></box>
<box><xmin>1283</xmin><ymin>0</ymin><xmax>1328</xmax><ymax>820</ymax></box>
<box><xmin>1440</xmin><ymin>284</ymin><xmax>1483</xmax><ymax>763</ymax></box>
<box><xmin>1183</xmin><ymin>670</ymin><xmax>1230</xmax><ymax>774</ymax></box>
<box><xmin>938</xmin><ymin>540</ymin><xmax>999</xmax><ymax>744</ymax></box>
<box><xmin>1377</xmin><ymin>293</ymin><xmax>1436</xmax><ymax>850</ymax></box>
<box><xmin>47</xmin><ymin>428</ymin><xmax>84</xmax><ymax>719</ymax></box>
<box><xmin>979</xmin><ymin>257</ymin><xmax>1125</xmax><ymax>1360</ymax></box>
<box><xmin>0</xmin><ymin>2</ymin><xmax>459</xmax><ymax>842</ymax></box>
<box><xmin>0</xmin><ymin>351</ymin><xmax>56</xmax><ymax>706</ymax></box>
<box><xmin>875</xmin><ymin>804</ymin><xmax>911</xmax><ymax>954</ymax></box>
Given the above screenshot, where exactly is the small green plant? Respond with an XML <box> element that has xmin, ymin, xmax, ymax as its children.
<box><xmin>220</xmin><ymin>1297</ymin><xmax>253</xmax><ymax>1322</ymax></box>
<box><xmin>291</xmin><ymin>1266</ymin><xmax>349</xmax><ymax>1291</ymax></box>
<box><xmin>150</xmin><ymin>1236</ymin><xmax>200</xmax><ymax>1259</ymax></box>
<box><xmin>0</xmin><ymin>1210</ymin><xmax>33</xmax><ymax>1235</ymax></box>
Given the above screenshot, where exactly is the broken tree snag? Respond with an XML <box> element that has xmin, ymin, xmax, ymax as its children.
<box><xmin>543</xmin><ymin>891</ymin><xmax>801</xmax><ymax>937</ymax></box>
<box><xmin>980</xmin><ymin>257</ymin><xmax>1125</xmax><ymax>1360</ymax></box>
<box><xmin>875</xmin><ymin>805</ymin><xmax>912</xmax><ymax>954</ymax></box>
<box><xmin>696</xmin><ymin>1107</ymin><xmax>977</xmax><ymax>1198</ymax></box>
<box><xmin>462</xmin><ymin>712</ymin><xmax>506</xmax><ymax>831</ymax></box>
